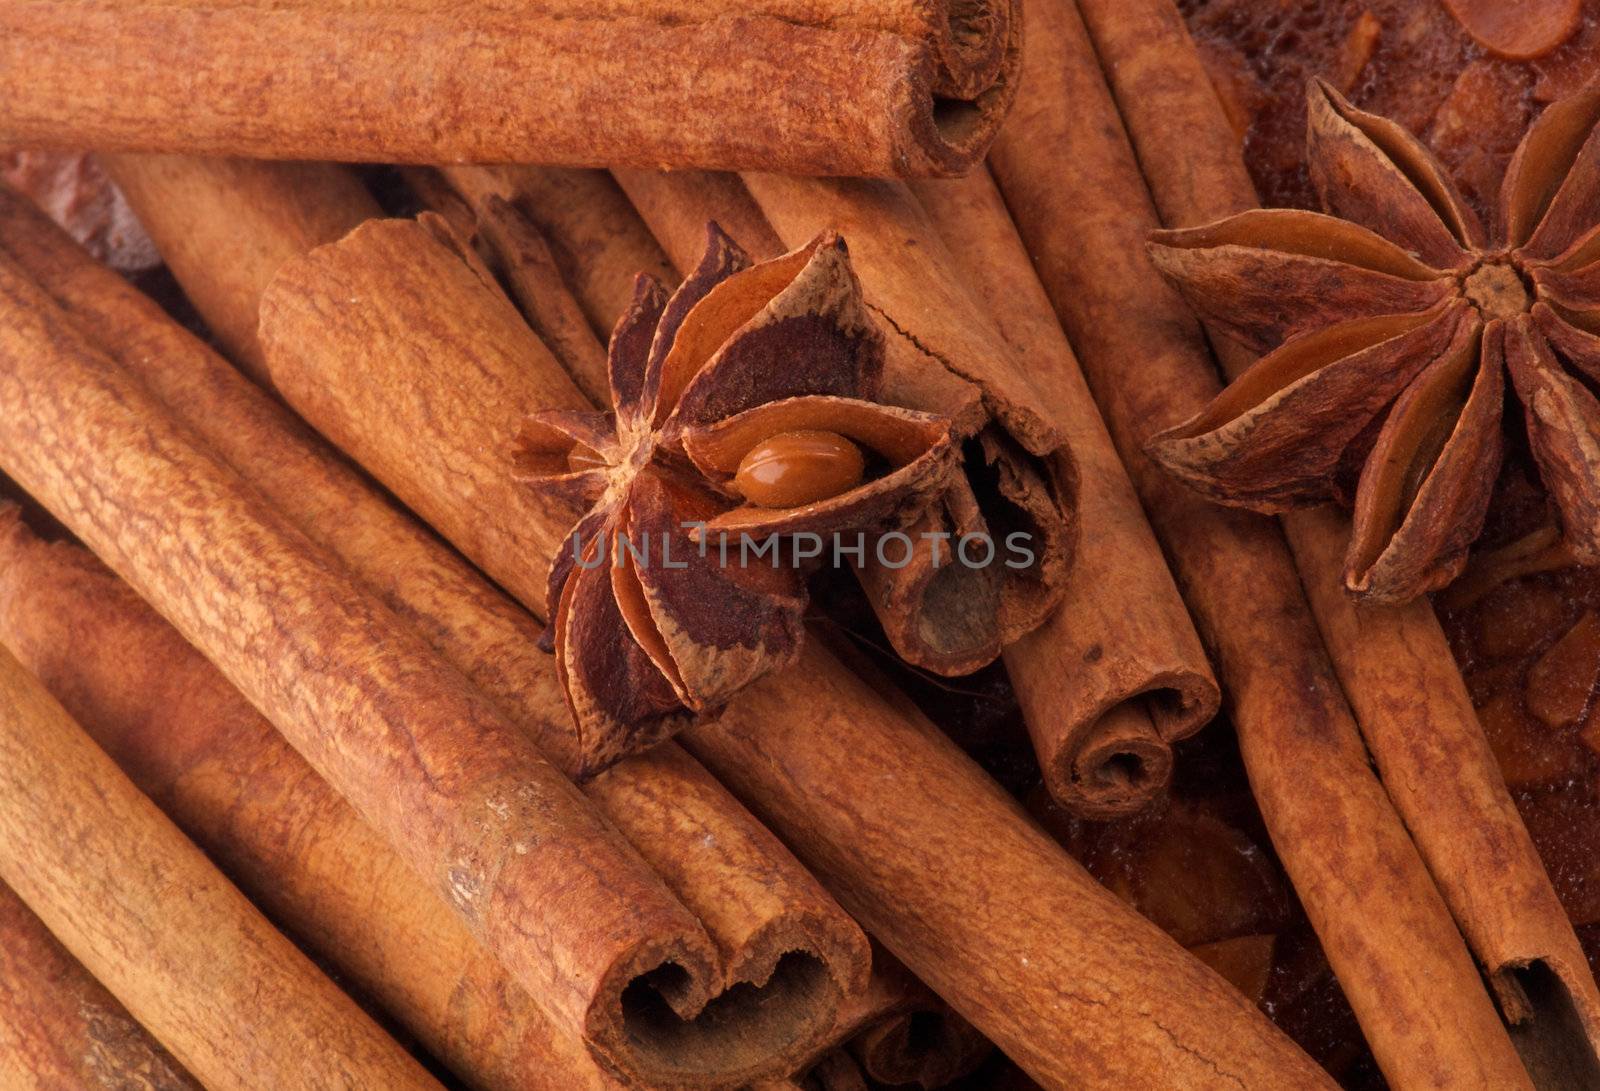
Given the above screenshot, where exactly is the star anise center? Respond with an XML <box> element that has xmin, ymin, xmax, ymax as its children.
<box><xmin>1461</xmin><ymin>259</ymin><xmax>1532</xmax><ymax>322</ymax></box>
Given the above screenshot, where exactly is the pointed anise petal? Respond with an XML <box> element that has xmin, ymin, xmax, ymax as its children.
<box><xmin>1530</xmin><ymin>257</ymin><xmax>1600</xmax><ymax>337</ymax></box>
<box><xmin>608</xmin><ymin>274</ymin><xmax>669</xmax><ymax>424</ymax></box>
<box><xmin>510</xmin><ymin>411</ymin><xmax>614</xmax><ymax>532</ymax></box>
<box><xmin>1503</xmin><ymin>81</ymin><xmax>1600</xmax><ymax>251</ymax></box>
<box><xmin>556</xmin><ymin>526</ymin><xmax>692</xmax><ymax>776</ymax></box>
<box><xmin>624</xmin><ymin>471</ymin><xmax>806</xmax><ymax>707</ymax></box>
<box><xmin>1347</xmin><ymin>318</ymin><xmax>1502</xmax><ymax>602</ymax></box>
<box><xmin>1534</xmin><ymin>301</ymin><xmax>1600</xmax><ymax>383</ymax></box>
<box><xmin>651</xmin><ymin>239</ymin><xmax>817</xmax><ymax>424</ymax></box>
<box><xmin>668</xmin><ymin>236</ymin><xmax>884</xmax><ymax>430</ymax></box>
<box><xmin>640</xmin><ymin>222</ymin><xmax>750</xmax><ymax>421</ymax></box>
<box><xmin>1504</xmin><ymin>318</ymin><xmax>1600</xmax><ymax>563</ymax></box>
<box><xmin>1307</xmin><ymin>78</ymin><xmax>1484</xmax><ymax>264</ymax></box>
<box><xmin>856</xmin><ymin>475</ymin><xmax>1004</xmax><ymax>675</ymax></box>
<box><xmin>1149</xmin><ymin>209</ymin><xmax>1454</xmax><ymax>352</ymax></box>
<box><xmin>972</xmin><ymin>427</ymin><xmax>1075</xmax><ymax>638</ymax></box>
<box><xmin>1148</xmin><ymin>303</ymin><xmax>1467</xmax><ymax>512</ymax></box>
<box><xmin>1443</xmin><ymin>0</ymin><xmax>1581</xmax><ymax>60</ymax></box>
<box><xmin>541</xmin><ymin>507</ymin><xmax>611</xmax><ymax>649</ymax></box>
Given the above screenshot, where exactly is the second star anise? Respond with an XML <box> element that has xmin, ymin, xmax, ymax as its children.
<box><xmin>515</xmin><ymin>224</ymin><xmax>958</xmax><ymax>772</ymax></box>
<box><xmin>1146</xmin><ymin>78</ymin><xmax>1600</xmax><ymax>604</ymax></box>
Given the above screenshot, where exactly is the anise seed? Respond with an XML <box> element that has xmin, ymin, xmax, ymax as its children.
<box><xmin>734</xmin><ymin>430</ymin><xmax>866</xmax><ymax>508</ymax></box>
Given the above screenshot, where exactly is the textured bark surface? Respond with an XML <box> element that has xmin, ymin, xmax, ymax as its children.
<box><xmin>685</xmin><ymin>637</ymin><xmax>1334</xmax><ymax>1090</ymax></box>
<box><xmin>0</xmin><ymin>182</ymin><xmax>869</xmax><ymax>1088</ymax></box>
<box><xmin>0</xmin><ymin>248</ymin><xmax>758</xmax><ymax>1087</ymax></box>
<box><xmin>0</xmin><ymin>0</ymin><xmax>1018</xmax><ymax>177</ymax></box>
<box><xmin>101</xmin><ymin>154</ymin><xmax>379</xmax><ymax>381</ymax></box>
<box><xmin>1077</xmin><ymin>0</ymin><xmax>1600</xmax><ymax>1077</ymax></box>
<box><xmin>448</xmin><ymin>166</ymin><xmax>680</xmax><ymax>349</ymax></box>
<box><xmin>242</xmin><ymin>164</ymin><xmax>1332</xmax><ymax>1088</ymax></box>
<box><xmin>0</xmin><ymin>646</ymin><xmax>438</xmax><ymax>1091</ymax></box>
<box><xmin>0</xmin><ymin>517</ymin><xmax>616</xmax><ymax>1091</ymax></box>
<box><xmin>0</xmin><ymin>881</ymin><xmax>200</xmax><ymax>1091</ymax></box>
<box><xmin>987</xmin><ymin>0</ymin><xmax>1534</xmax><ymax>1086</ymax></box>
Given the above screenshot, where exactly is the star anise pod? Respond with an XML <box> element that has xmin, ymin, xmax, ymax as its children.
<box><xmin>1145</xmin><ymin>78</ymin><xmax>1600</xmax><ymax>604</ymax></box>
<box><xmin>515</xmin><ymin>224</ymin><xmax>958</xmax><ymax>772</ymax></box>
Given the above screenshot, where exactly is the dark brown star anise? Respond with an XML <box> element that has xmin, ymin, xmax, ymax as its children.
<box><xmin>1146</xmin><ymin>78</ymin><xmax>1600</xmax><ymax>604</ymax></box>
<box><xmin>515</xmin><ymin>224</ymin><xmax>958</xmax><ymax>771</ymax></box>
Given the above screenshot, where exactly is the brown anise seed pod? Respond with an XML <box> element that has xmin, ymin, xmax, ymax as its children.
<box><xmin>1145</xmin><ymin>78</ymin><xmax>1600</xmax><ymax>604</ymax></box>
<box><xmin>516</xmin><ymin>223</ymin><xmax>959</xmax><ymax>767</ymax></box>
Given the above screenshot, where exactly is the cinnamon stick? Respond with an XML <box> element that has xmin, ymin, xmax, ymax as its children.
<box><xmin>443</xmin><ymin>166</ymin><xmax>679</xmax><ymax>348</ymax></box>
<box><xmin>0</xmin><ymin>235</ymin><xmax>825</xmax><ymax>1088</ymax></box>
<box><xmin>1077</xmin><ymin>0</ymin><xmax>1600</xmax><ymax>1077</ymax></box>
<box><xmin>1</xmin><ymin>0</ymin><xmax>1017</xmax><ymax>178</ymax></box>
<box><xmin>0</xmin><ymin>643</ymin><xmax>440</xmax><ymax>1091</ymax></box>
<box><xmin>99</xmin><ymin>155</ymin><xmax>379</xmax><ymax>382</ymax></box>
<box><xmin>0</xmin><ymin>510</ymin><xmax>622</xmax><ymax>1091</ymax></box>
<box><xmin>986</xmin><ymin>0</ymin><xmax>1534</xmax><ymax>1086</ymax></box>
<box><xmin>0</xmin><ymin>880</ymin><xmax>201</xmax><ymax>1091</ymax></box>
<box><xmin>0</xmin><ymin>180</ymin><xmax>870</xmax><ymax>1087</ymax></box>
<box><xmin>233</xmin><ymin>168</ymin><xmax>1334</xmax><ymax>1088</ymax></box>
<box><xmin>613</xmin><ymin>166</ymin><xmax>1219</xmax><ymax>816</ymax></box>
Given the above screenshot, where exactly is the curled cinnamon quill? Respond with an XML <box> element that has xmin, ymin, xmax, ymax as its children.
<box><xmin>516</xmin><ymin>225</ymin><xmax>959</xmax><ymax>766</ymax></box>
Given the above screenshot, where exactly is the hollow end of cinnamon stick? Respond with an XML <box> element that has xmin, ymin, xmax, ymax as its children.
<box><xmin>1496</xmin><ymin>959</ymin><xmax>1600</xmax><ymax>1088</ymax></box>
<box><xmin>1046</xmin><ymin>700</ymin><xmax>1177</xmax><ymax>821</ymax></box>
<box><xmin>898</xmin><ymin>5</ymin><xmax>1025</xmax><ymax>177</ymax></box>
<box><xmin>927</xmin><ymin>0</ymin><xmax>1015</xmax><ymax>101</ymax></box>
<box><xmin>588</xmin><ymin>943</ymin><xmax>845</xmax><ymax>1086</ymax></box>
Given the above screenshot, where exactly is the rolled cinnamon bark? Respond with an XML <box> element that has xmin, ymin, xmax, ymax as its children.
<box><xmin>0</xmin><ymin>181</ymin><xmax>869</xmax><ymax>1087</ymax></box>
<box><xmin>0</xmin><ymin>512</ymin><xmax>618</xmax><ymax>1091</ymax></box>
<box><xmin>0</xmin><ymin>880</ymin><xmax>201</xmax><ymax>1091</ymax></box>
<box><xmin>99</xmin><ymin>155</ymin><xmax>379</xmax><ymax>381</ymax></box>
<box><xmin>242</xmin><ymin>176</ymin><xmax>1334</xmax><ymax>1088</ymax></box>
<box><xmin>614</xmin><ymin>165</ymin><xmax>1218</xmax><ymax>816</ymax></box>
<box><xmin>0</xmin><ymin>644</ymin><xmax>440</xmax><ymax>1091</ymax></box>
<box><xmin>444</xmin><ymin>166</ymin><xmax>679</xmax><ymax>348</ymax></box>
<box><xmin>1</xmin><ymin>0</ymin><xmax>1017</xmax><ymax>178</ymax></box>
<box><xmin>0</xmin><ymin>240</ymin><xmax>829</xmax><ymax>1089</ymax></box>
<box><xmin>987</xmin><ymin>1</ymin><xmax>1533</xmax><ymax>1086</ymax></box>
<box><xmin>1075</xmin><ymin>0</ymin><xmax>1600</xmax><ymax>1076</ymax></box>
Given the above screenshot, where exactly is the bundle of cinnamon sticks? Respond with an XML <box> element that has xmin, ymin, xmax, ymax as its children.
<box><xmin>2</xmin><ymin>2</ymin><xmax>1597</xmax><ymax>1089</ymax></box>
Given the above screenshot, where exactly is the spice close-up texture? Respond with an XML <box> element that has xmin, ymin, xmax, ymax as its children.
<box><xmin>4</xmin><ymin>1</ymin><xmax>1600</xmax><ymax>1089</ymax></box>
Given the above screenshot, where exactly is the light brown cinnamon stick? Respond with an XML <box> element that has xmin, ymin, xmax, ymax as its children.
<box><xmin>0</xmin><ymin>880</ymin><xmax>201</xmax><ymax>1091</ymax></box>
<box><xmin>0</xmin><ymin>179</ymin><xmax>869</xmax><ymax>1087</ymax></box>
<box><xmin>986</xmin><ymin>0</ymin><xmax>1534</xmax><ymax>1086</ymax></box>
<box><xmin>613</xmin><ymin>166</ymin><xmax>1218</xmax><ymax>816</ymax></box>
<box><xmin>1074</xmin><ymin>3</ymin><xmax>1600</xmax><ymax>1078</ymax></box>
<box><xmin>0</xmin><ymin>643</ymin><xmax>440</xmax><ymax>1091</ymax></box>
<box><xmin>0</xmin><ymin>510</ymin><xmax>621</xmax><ymax>1091</ymax></box>
<box><xmin>444</xmin><ymin>166</ymin><xmax>679</xmax><ymax>348</ymax></box>
<box><xmin>2</xmin><ymin>0</ymin><xmax>1017</xmax><ymax>177</ymax></box>
<box><xmin>100</xmin><ymin>155</ymin><xmax>379</xmax><ymax>381</ymax></box>
<box><xmin>0</xmin><ymin>236</ymin><xmax>812</xmax><ymax>1088</ymax></box>
<box><xmin>236</xmin><ymin>172</ymin><xmax>1334</xmax><ymax>1088</ymax></box>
